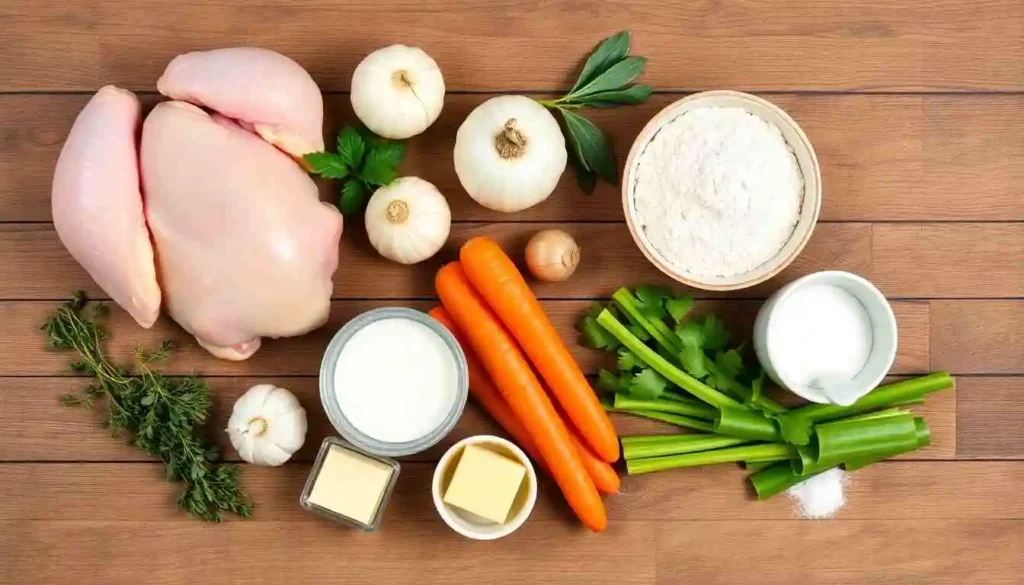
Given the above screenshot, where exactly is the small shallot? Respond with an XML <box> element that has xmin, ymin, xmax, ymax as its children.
<box><xmin>525</xmin><ymin>229</ymin><xmax>580</xmax><ymax>282</ymax></box>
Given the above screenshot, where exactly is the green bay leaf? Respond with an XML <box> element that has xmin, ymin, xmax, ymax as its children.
<box><xmin>566</xmin><ymin>84</ymin><xmax>653</xmax><ymax>107</ymax></box>
<box><xmin>570</xmin><ymin>56</ymin><xmax>647</xmax><ymax>100</ymax></box>
<box><xmin>560</xmin><ymin>109</ymin><xmax>618</xmax><ymax>184</ymax></box>
<box><xmin>570</xmin><ymin>30</ymin><xmax>631</xmax><ymax>94</ymax></box>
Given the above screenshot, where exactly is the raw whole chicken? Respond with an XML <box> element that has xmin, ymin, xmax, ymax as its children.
<box><xmin>52</xmin><ymin>48</ymin><xmax>343</xmax><ymax>360</ymax></box>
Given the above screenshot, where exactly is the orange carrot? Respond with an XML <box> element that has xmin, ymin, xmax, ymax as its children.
<box><xmin>428</xmin><ymin>306</ymin><xmax>547</xmax><ymax>468</ymax></box>
<box><xmin>430</xmin><ymin>306</ymin><xmax>620</xmax><ymax>495</ymax></box>
<box><xmin>435</xmin><ymin>263</ymin><xmax>607</xmax><ymax>532</ymax></box>
<box><xmin>563</xmin><ymin>413</ymin><xmax>621</xmax><ymax>495</ymax></box>
<box><xmin>460</xmin><ymin>236</ymin><xmax>619</xmax><ymax>463</ymax></box>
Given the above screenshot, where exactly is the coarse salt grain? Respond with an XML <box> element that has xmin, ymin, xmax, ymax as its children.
<box><xmin>786</xmin><ymin>467</ymin><xmax>848</xmax><ymax>519</ymax></box>
<box><xmin>631</xmin><ymin>106</ymin><xmax>803</xmax><ymax>280</ymax></box>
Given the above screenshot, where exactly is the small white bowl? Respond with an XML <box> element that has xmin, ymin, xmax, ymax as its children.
<box><xmin>753</xmin><ymin>271</ymin><xmax>898</xmax><ymax>405</ymax></box>
<box><xmin>622</xmin><ymin>90</ymin><xmax>822</xmax><ymax>291</ymax></box>
<box><xmin>432</xmin><ymin>435</ymin><xmax>537</xmax><ymax>540</ymax></box>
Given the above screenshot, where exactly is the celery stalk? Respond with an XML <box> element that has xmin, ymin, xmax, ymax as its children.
<box><xmin>621</xmin><ymin>434</ymin><xmax>710</xmax><ymax>447</ymax></box>
<box><xmin>750</xmin><ymin>461</ymin><xmax>833</xmax><ymax>500</ymax></box>
<box><xmin>610</xmin><ymin>408</ymin><xmax>717</xmax><ymax>433</ymax></box>
<box><xmin>612</xmin><ymin>288</ymin><xmax>682</xmax><ymax>354</ymax></box>
<box><xmin>596</xmin><ymin>309</ymin><xmax>743</xmax><ymax>410</ymax></box>
<box><xmin>613</xmin><ymin>394</ymin><xmax>717</xmax><ymax>419</ymax></box>
<box><xmin>790</xmin><ymin>372</ymin><xmax>953</xmax><ymax>424</ymax></box>
<box><xmin>741</xmin><ymin>461</ymin><xmax>774</xmax><ymax>472</ymax></box>
<box><xmin>626</xmin><ymin>443</ymin><xmax>798</xmax><ymax>475</ymax></box>
<box><xmin>843</xmin><ymin>418</ymin><xmax>932</xmax><ymax>470</ymax></box>
<box><xmin>715</xmin><ymin>406</ymin><xmax>783</xmax><ymax>441</ymax></box>
<box><xmin>623</xmin><ymin>435</ymin><xmax>750</xmax><ymax>460</ymax></box>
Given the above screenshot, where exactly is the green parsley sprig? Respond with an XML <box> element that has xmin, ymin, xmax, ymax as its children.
<box><xmin>304</xmin><ymin>126</ymin><xmax>406</xmax><ymax>214</ymax></box>
<box><xmin>537</xmin><ymin>31</ymin><xmax>653</xmax><ymax>194</ymax></box>
<box><xmin>43</xmin><ymin>293</ymin><xmax>253</xmax><ymax>522</ymax></box>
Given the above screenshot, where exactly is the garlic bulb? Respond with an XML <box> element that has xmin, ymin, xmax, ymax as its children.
<box><xmin>525</xmin><ymin>229</ymin><xmax>580</xmax><ymax>282</ymax></box>
<box><xmin>227</xmin><ymin>384</ymin><xmax>307</xmax><ymax>466</ymax></box>
<box><xmin>365</xmin><ymin>176</ymin><xmax>451</xmax><ymax>264</ymax></box>
<box><xmin>453</xmin><ymin>95</ymin><xmax>567</xmax><ymax>213</ymax></box>
<box><xmin>351</xmin><ymin>45</ymin><xmax>445</xmax><ymax>139</ymax></box>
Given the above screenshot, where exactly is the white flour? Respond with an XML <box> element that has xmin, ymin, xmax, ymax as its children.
<box><xmin>787</xmin><ymin>467</ymin><xmax>848</xmax><ymax>519</ymax></box>
<box><xmin>631</xmin><ymin>106</ymin><xmax>803</xmax><ymax>279</ymax></box>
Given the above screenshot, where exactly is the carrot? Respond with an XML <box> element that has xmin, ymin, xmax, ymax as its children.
<box><xmin>430</xmin><ymin>306</ymin><xmax>620</xmax><ymax>495</ymax></box>
<box><xmin>460</xmin><ymin>236</ymin><xmax>620</xmax><ymax>463</ymax></box>
<box><xmin>428</xmin><ymin>306</ymin><xmax>548</xmax><ymax>470</ymax></box>
<box><xmin>564</xmin><ymin>412</ymin><xmax>621</xmax><ymax>495</ymax></box>
<box><xmin>435</xmin><ymin>263</ymin><xmax>607</xmax><ymax>532</ymax></box>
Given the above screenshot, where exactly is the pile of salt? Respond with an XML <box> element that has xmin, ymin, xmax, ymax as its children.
<box><xmin>786</xmin><ymin>468</ymin><xmax>848</xmax><ymax>519</ymax></box>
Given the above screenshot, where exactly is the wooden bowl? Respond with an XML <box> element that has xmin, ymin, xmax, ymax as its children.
<box><xmin>622</xmin><ymin>90</ymin><xmax>822</xmax><ymax>291</ymax></box>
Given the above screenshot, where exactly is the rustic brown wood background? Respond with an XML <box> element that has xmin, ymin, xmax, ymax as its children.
<box><xmin>2</xmin><ymin>1</ymin><xmax>1023</xmax><ymax>583</ymax></box>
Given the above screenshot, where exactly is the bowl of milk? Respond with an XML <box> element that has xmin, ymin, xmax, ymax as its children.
<box><xmin>319</xmin><ymin>307</ymin><xmax>469</xmax><ymax>457</ymax></box>
<box><xmin>753</xmin><ymin>271</ymin><xmax>898</xmax><ymax>405</ymax></box>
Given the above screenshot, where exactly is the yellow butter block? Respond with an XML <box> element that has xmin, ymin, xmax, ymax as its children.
<box><xmin>443</xmin><ymin>444</ymin><xmax>526</xmax><ymax>524</ymax></box>
<box><xmin>307</xmin><ymin>445</ymin><xmax>393</xmax><ymax>525</ymax></box>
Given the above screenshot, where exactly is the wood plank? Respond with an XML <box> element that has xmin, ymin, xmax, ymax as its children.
<box><xmin>0</xmin><ymin>518</ymin><xmax>656</xmax><ymax>585</ymax></box>
<box><xmin>1</xmin><ymin>0</ymin><xmax>1022</xmax><ymax>92</ymax></box>
<box><xmin>12</xmin><ymin>222</ymin><xmax>1024</xmax><ymax>301</ymax></box>
<box><xmin>0</xmin><ymin>222</ymin><xmax>873</xmax><ymax>300</ymax></box>
<box><xmin>0</xmin><ymin>372</ymin><xmax>954</xmax><ymax>462</ymax></box>
<box><xmin>2</xmin><ymin>298</ymin><xmax>932</xmax><ymax>377</ymax></box>
<box><xmin>5</xmin><ymin>94</ymin><xmax>1023</xmax><ymax>223</ymax></box>
<box><xmin>657</xmin><ymin>519</ymin><xmax>1023</xmax><ymax>585</ymax></box>
<box><xmin>1</xmin><ymin>461</ymin><xmax>1019</xmax><ymax>523</ymax></box>
<box><xmin>872</xmin><ymin>224</ymin><xmax>1024</xmax><ymax>298</ymax></box>
<box><xmin>956</xmin><ymin>377</ymin><xmax>1024</xmax><ymax>459</ymax></box>
<box><xmin>931</xmin><ymin>301</ymin><xmax>1024</xmax><ymax>374</ymax></box>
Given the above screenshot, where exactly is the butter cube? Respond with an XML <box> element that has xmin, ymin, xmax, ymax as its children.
<box><xmin>443</xmin><ymin>444</ymin><xmax>526</xmax><ymax>524</ymax></box>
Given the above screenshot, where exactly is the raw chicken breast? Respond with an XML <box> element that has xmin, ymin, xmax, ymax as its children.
<box><xmin>52</xmin><ymin>86</ymin><xmax>161</xmax><ymax>328</ymax></box>
<box><xmin>141</xmin><ymin>101</ymin><xmax>342</xmax><ymax>360</ymax></box>
<box><xmin>157</xmin><ymin>47</ymin><xmax>324</xmax><ymax>158</ymax></box>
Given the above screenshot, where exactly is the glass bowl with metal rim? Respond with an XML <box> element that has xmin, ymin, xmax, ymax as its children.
<box><xmin>319</xmin><ymin>307</ymin><xmax>469</xmax><ymax>457</ymax></box>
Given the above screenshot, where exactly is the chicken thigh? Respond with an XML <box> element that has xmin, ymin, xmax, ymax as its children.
<box><xmin>141</xmin><ymin>101</ymin><xmax>342</xmax><ymax>360</ymax></box>
<box><xmin>52</xmin><ymin>86</ymin><xmax>161</xmax><ymax>328</ymax></box>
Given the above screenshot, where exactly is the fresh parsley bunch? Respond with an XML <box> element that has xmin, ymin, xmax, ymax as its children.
<box><xmin>538</xmin><ymin>31</ymin><xmax>653</xmax><ymax>194</ymax></box>
<box><xmin>304</xmin><ymin>126</ymin><xmax>406</xmax><ymax>214</ymax></box>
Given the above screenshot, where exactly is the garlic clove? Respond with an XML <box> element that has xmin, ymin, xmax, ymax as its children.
<box><xmin>351</xmin><ymin>45</ymin><xmax>445</xmax><ymax>140</ymax></box>
<box><xmin>251</xmin><ymin>440</ymin><xmax>292</xmax><ymax>467</ymax></box>
<box><xmin>226</xmin><ymin>384</ymin><xmax>306</xmax><ymax>466</ymax></box>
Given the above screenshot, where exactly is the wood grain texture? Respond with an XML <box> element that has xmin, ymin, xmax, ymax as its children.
<box><xmin>3</xmin><ymin>94</ymin><xmax>1023</xmax><ymax>222</ymax></box>
<box><xmin>0</xmin><ymin>374</ymin><xmax>955</xmax><ymax>462</ymax></box>
<box><xmin>656</xmin><ymin>519</ymin><xmax>1024</xmax><ymax>585</ymax></box>
<box><xmin>931</xmin><ymin>301</ymin><xmax>1024</xmax><ymax>374</ymax></box>
<box><xmin>5</xmin><ymin>223</ymin><xmax>1021</xmax><ymax>301</ymax></box>
<box><xmin>0</xmin><ymin>518</ymin><xmax>657</xmax><ymax>585</ymax></box>
<box><xmin>956</xmin><ymin>377</ymin><xmax>1024</xmax><ymax>459</ymax></box>
<box><xmin>2</xmin><ymin>299</ymin><xmax>934</xmax><ymax>376</ymax></box>
<box><xmin>872</xmin><ymin>224</ymin><xmax>1024</xmax><ymax>298</ymax></box>
<box><xmin>2</xmin><ymin>461</ymin><xmax>1020</xmax><ymax>523</ymax></box>
<box><xmin>1</xmin><ymin>0</ymin><xmax>1022</xmax><ymax>92</ymax></box>
<box><xmin>0</xmin><ymin>223</ymin><xmax>875</xmax><ymax>300</ymax></box>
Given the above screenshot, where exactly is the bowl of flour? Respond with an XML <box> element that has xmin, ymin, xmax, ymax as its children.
<box><xmin>622</xmin><ymin>90</ymin><xmax>821</xmax><ymax>290</ymax></box>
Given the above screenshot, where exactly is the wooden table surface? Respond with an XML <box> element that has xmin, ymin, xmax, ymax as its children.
<box><xmin>2</xmin><ymin>1</ymin><xmax>1023</xmax><ymax>583</ymax></box>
